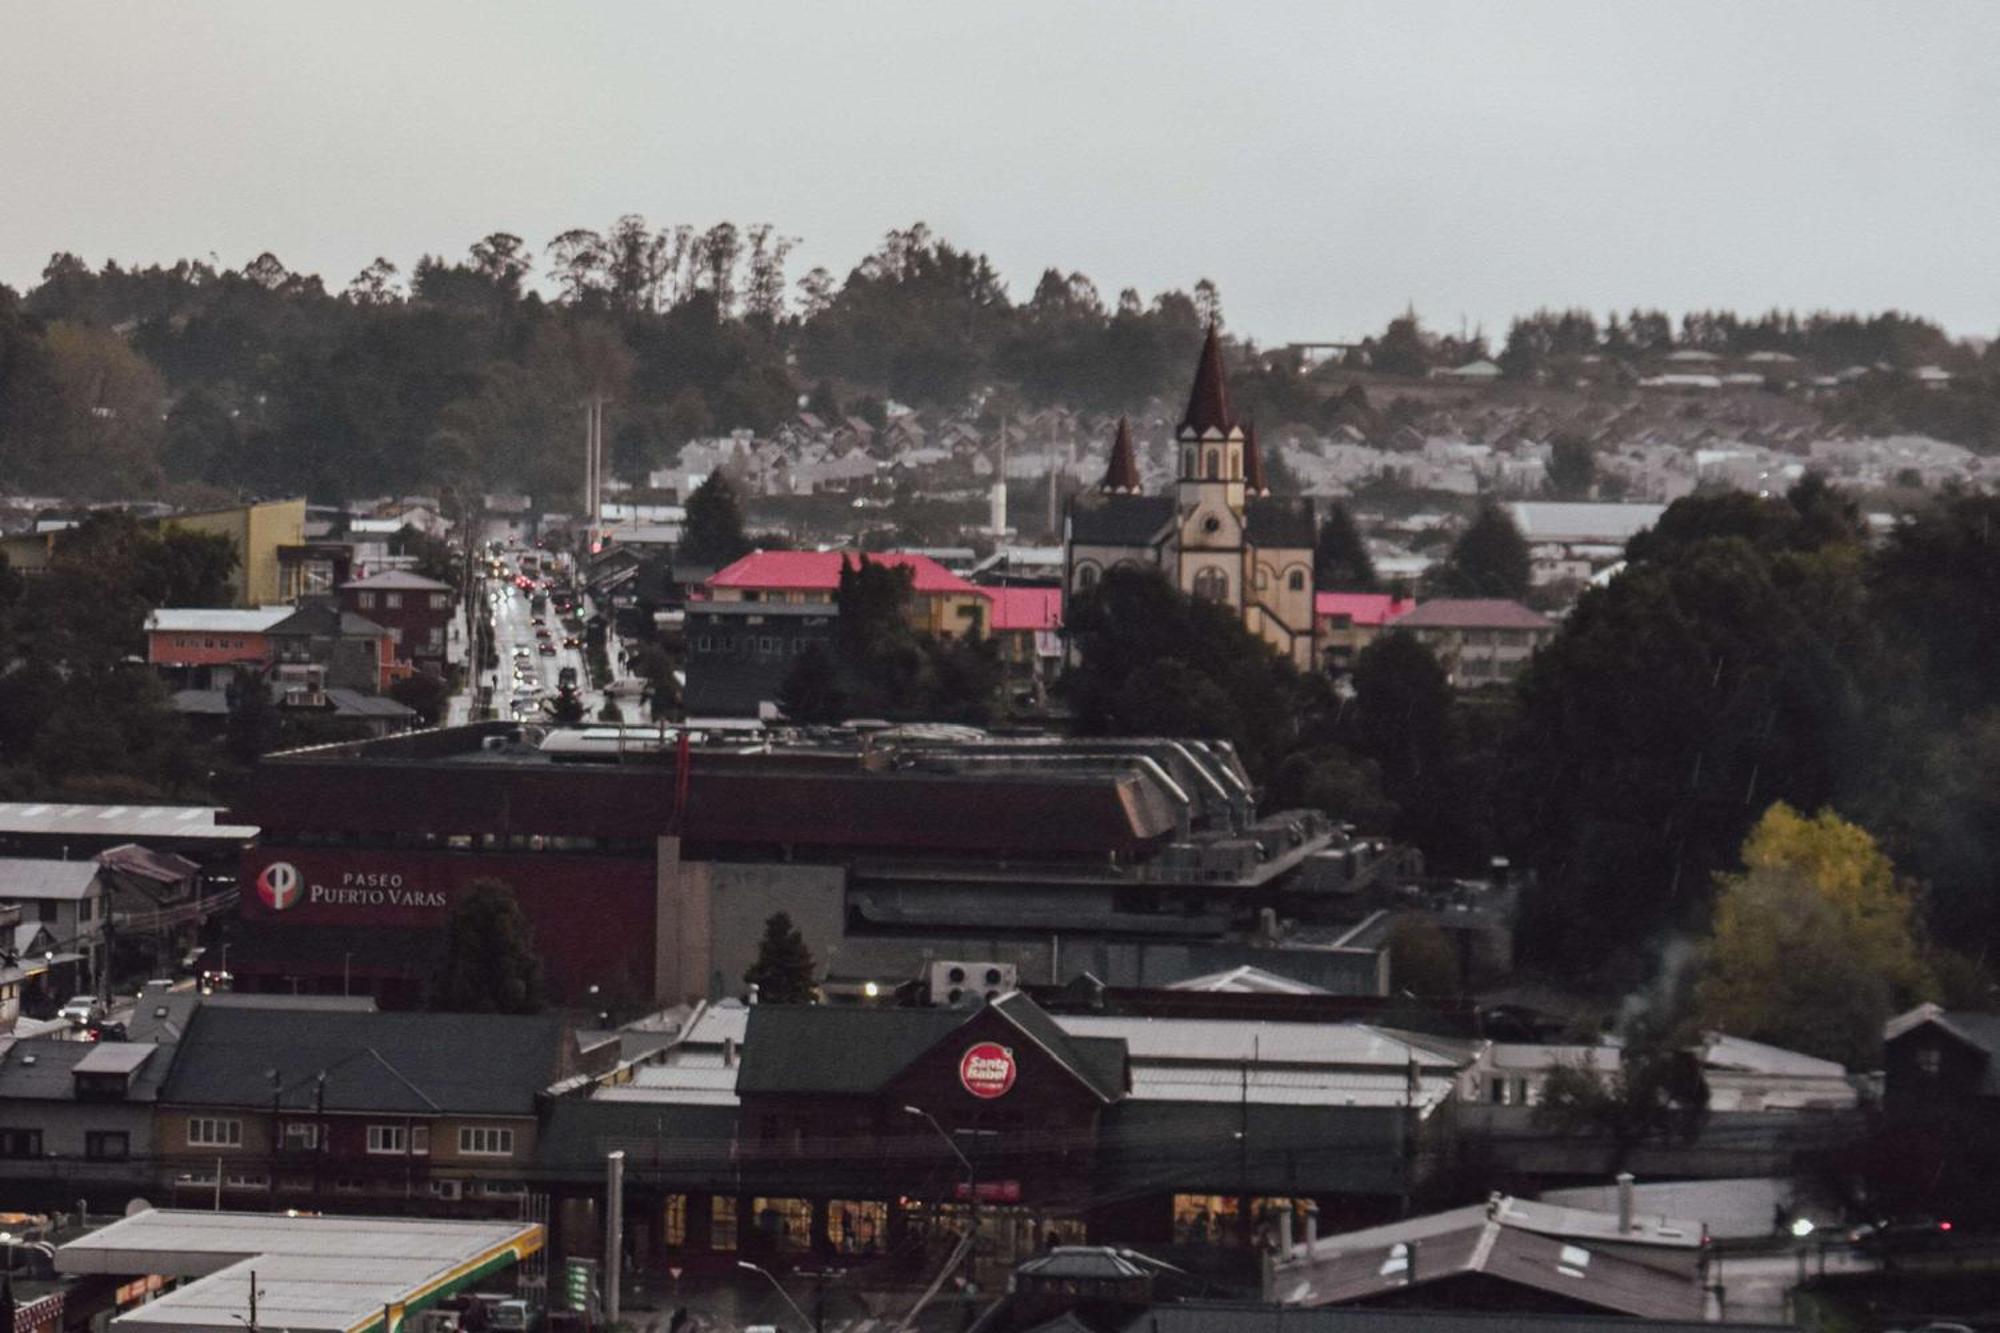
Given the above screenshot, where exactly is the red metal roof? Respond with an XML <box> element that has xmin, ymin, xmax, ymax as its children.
<box><xmin>1313</xmin><ymin>593</ymin><xmax>1416</xmax><ymax>627</ymax></box>
<box><xmin>708</xmin><ymin>549</ymin><xmax>982</xmax><ymax>596</ymax></box>
<box><xmin>988</xmin><ymin>586</ymin><xmax>1063</xmax><ymax>633</ymax></box>
<box><xmin>1396</xmin><ymin>598</ymin><xmax>1554</xmax><ymax>630</ymax></box>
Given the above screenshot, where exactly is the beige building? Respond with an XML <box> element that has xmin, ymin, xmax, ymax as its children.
<box><xmin>1395</xmin><ymin>598</ymin><xmax>1554</xmax><ymax>687</ymax></box>
<box><xmin>1064</xmin><ymin>329</ymin><xmax>1318</xmax><ymax>669</ymax></box>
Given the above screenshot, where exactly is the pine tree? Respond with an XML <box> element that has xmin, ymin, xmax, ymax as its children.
<box><xmin>779</xmin><ymin>643</ymin><xmax>846</xmax><ymax>724</ymax></box>
<box><xmin>1434</xmin><ymin>501</ymin><xmax>1532</xmax><ymax>600</ymax></box>
<box><xmin>679</xmin><ymin>473</ymin><xmax>750</xmax><ymax>568</ymax></box>
<box><xmin>744</xmin><ymin>911</ymin><xmax>817</xmax><ymax>1004</ymax></box>
<box><xmin>435</xmin><ymin>879</ymin><xmax>545</xmax><ymax>1014</ymax></box>
<box><xmin>1314</xmin><ymin>502</ymin><xmax>1378</xmax><ymax>592</ymax></box>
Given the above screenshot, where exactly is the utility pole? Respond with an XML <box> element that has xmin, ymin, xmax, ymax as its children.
<box><xmin>603</xmin><ymin>1150</ymin><xmax>625</xmax><ymax>1323</ymax></box>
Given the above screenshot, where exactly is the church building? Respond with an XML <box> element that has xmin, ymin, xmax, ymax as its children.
<box><xmin>1065</xmin><ymin>327</ymin><xmax>1319</xmax><ymax>670</ymax></box>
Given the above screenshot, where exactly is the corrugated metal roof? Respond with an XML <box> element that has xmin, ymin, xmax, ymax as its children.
<box><xmin>1055</xmin><ymin>1015</ymin><xmax>1461</xmax><ymax>1071</ymax></box>
<box><xmin>0</xmin><ymin>803</ymin><xmax>258</xmax><ymax>842</ymax></box>
<box><xmin>1128</xmin><ymin>1064</ymin><xmax>1455</xmax><ymax>1110</ymax></box>
<box><xmin>147</xmin><ymin>607</ymin><xmax>296</xmax><ymax>634</ymax></box>
<box><xmin>59</xmin><ymin>1210</ymin><xmax>542</xmax><ymax>1333</ymax></box>
<box><xmin>0</xmin><ymin>858</ymin><xmax>102</xmax><ymax>900</ymax></box>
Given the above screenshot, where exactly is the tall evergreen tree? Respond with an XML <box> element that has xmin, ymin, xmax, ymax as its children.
<box><xmin>1314</xmin><ymin>502</ymin><xmax>1378</xmax><ymax>591</ymax></box>
<box><xmin>1434</xmin><ymin>501</ymin><xmax>1532</xmax><ymax>600</ymax></box>
<box><xmin>744</xmin><ymin>911</ymin><xmax>817</xmax><ymax>1004</ymax></box>
<box><xmin>435</xmin><ymin>880</ymin><xmax>545</xmax><ymax>1014</ymax></box>
<box><xmin>678</xmin><ymin>472</ymin><xmax>750</xmax><ymax>568</ymax></box>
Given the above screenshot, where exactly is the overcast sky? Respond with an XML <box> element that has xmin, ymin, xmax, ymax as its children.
<box><xmin>6</xmin><ymin>2</ymin><xmax>1998</xmax><ymax>345</ymax></box>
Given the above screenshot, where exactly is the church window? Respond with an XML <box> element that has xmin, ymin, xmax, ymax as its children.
<box><xmin>1184</xmin><ymin>449</ymin><xmax>1195</xmax><ymax>476</ymax></box>
<box><xmin>1288</xmin><ymin>569</ymin><xmax>1306</xmax><ymax>592</ymax></box>
<box><xmin>1075</xmin><ymin>563</ymin><xmax>1100</xmax><ymax>592</ymax></box>
<box><xmin>1202</xmin><ymin>515</ymin><xmax>1221</xmax><ymax>535</ymax></box>
<box><xmin>1193</xmin><ymin>568</ymin><xmax>1228</xmax><ymax>602</ymax></box>
<box><xmin>1204</xmin><ymin>449</ymin><xmax>1220</xmax><ymax>480</ymax></box>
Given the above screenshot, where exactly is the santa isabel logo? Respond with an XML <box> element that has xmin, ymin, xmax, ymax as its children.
<box><xmin>255</xmin><ymin>861</ymin><xmax>301</xmax><ymax>911</ymax></box>
<box><xmin>251</xmin><ymin>864</ymin><xmax>447</xmax><ymax>912</ymax></box>
<box><xmin>959</xmin><ymin>1042</ymin><xmax>1017</xmax><ymax>1099</ymax></box>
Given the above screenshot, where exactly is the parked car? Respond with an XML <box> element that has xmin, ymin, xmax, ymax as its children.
<box><xmin>59</xmin><ymin>996</ymin><xmax>105</xmax><ymax>1026</ymax></box>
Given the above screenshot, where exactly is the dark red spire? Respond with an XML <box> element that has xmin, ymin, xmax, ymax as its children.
<box><xmin>1243</xmin><ymin>419</ymin><xmax>1269</xmax><ymax>495</ymax></box>
<box><xmin>1100</xmin><ymin>415</ymin><xmax>1141</xmax><ymax>493</ymax></box>
<box><xmin>1178</xmin><ymin>323</ymin><xmax>1236</xmax><ymax>437</ymax></box>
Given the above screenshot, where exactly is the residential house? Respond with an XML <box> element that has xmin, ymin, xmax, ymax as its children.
<box><xmin>155</xmin><ymin>1004</ymin><xmax>583</xmax><ymax>1213</ymax></box>
<box><xmin>0</xmin><ymin>1038</ymin><xmax>177</xmax><ymax>1208</ymax></box>
<box><xmin>1879</xmin><ymin>1003</ymin><xmax>2000</xmax><ymax>1224</ymax></box>
<box><xmin>705</xmin><ymin>550</ymin><xmax>991</xmax><ymax>641</ymax></box>
<box><xmin>145</xmin><ymin>607</ymin><xmax>295</xmax><ymax>689</ymax></box>
<box><xmin>1393</xmin><ymin>600</ymin><xmax>1554</xmax><ymax>688</ymax></box>
<box><xmin>339</xmin><ymin>569</ymin><xmax>455</xmax><ymax>675</ymax></box>
<box><xmin>0</xmin><ymin>859</ymin><xmax>109</xmax><ymax>993</ymax></box>
<box><xmin>682</xmin><ymin>601</ymin><xmax>838</xmax><ymax>718</ymax></box>
<box><xmin>265</xmin><ymin>600</ymin><xmax>401</xmax><ymax>694</ymax></box>
<box><xmin>96</xmin><ymin>843</ymin><xmax>219</xmax><ymax>982</ymax></box>
<box><xmin>1314</xmin><ymin>593</ymin><xmax>1416</xmax><ymax>674</ymax></box>
<box><xmin>986</xmin><ymin>586</ymin><xmax>1064</xmax><ymax>676</ymax></box>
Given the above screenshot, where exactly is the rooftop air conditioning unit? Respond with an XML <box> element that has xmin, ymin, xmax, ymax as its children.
<box><xmin>928</xmin><ymin>961</ymin><xmax>1018</xmax><ymax>1007</ymax></box>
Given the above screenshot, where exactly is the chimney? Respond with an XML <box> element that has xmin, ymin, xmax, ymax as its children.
<box><xmin>722</xmin><ymin>1037</ymin><xmax>737</xmax><ymax>1068</ymax></box>
<box><xmin>1616</xmin><ymin>1172</ymin><xmax>1635</xmax><ymax>1234</ymax></box>
<box><xmin>1277</xmin><ymin>1206</ymin><xmax>1294</xmax><ymax>1256</ymax></box>
<box><xmin>1304</xmin><ymin>1202</ymin><xmax>1319</xmax><ymax>1251</ymax></box>
<box><xmin>1257</xmin><ymin>907</ymin><xmax>1280</xmax><ymax>945</ymax></box>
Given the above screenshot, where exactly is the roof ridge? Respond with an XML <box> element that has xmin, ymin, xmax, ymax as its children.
<box><xmin>362</xmin><ymin>1044</ymin><xmax>443</xmax><ymax>1112</ymax></box>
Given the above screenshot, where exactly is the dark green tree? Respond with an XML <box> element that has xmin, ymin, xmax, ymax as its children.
<box><xmin>224</xmin><ymin>668</ymin><xmax>281</xmax><ymax>766</ymax></box>
<box><xmin>1545</xmin><ymin>432</ymin><xmax>1596</xmax><ymax>500</ymax></box>
<box><xmin>390</xmin><ymin>671</ymin><xmax>451</xmax><ymax>726</ymax></box>
<box><xmin>678</xmin><ymin>472</ymin><xmax>750</xmax><ymax>568</ymax></box>
<box><xmin>744</xmin><ymin>911</ymin><xmax>817</xmax><ymax>1004</ymax></box>
<box><xmin>1314</xmin><ymin>502</ymin><xmax>1378</xmax><ymax>592</ymax></box>
<box><xmin>1433</xmin><ymin>501</ymin><xmax>1532</xmax><ymax>600</ymax></box>
<box><xmin>779</xmin><ymin>643</ymin><xmax>846</xmax><ymax>724</ymax></box>
<box><xmin>435</xmin><ymin>879</ymin><xmax>545</xmax><ymax>1014</ymax></box>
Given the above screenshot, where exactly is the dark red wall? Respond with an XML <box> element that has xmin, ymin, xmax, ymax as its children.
<box><xmin>242</xmin><ymin>846</ymin><xmax>657</xmax><ymax>1002</ymax></box>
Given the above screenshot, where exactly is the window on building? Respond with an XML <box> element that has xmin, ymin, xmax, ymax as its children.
<box><xmin>827</xmin><ymin>1200</ymin><xmax>889</xmax><ymax>1255</ymax></box>
<box><xmin>1917</xmin><ymin>1046</ymin><xmax>1942</xmax><ymax>1076</ymax></box>
<box><xmin>0</xmin><ymin>1129</ymin><xmax>43</xmax><ymax>1159</ymax></box>
<box><xmin>663</xmin><ymin>1195</ymin><xmax>688</xmax><ymax>1248</ymax></box>
<box><xmin>711</xmin><ymin>1197</ymin><xmax>739</xmax><ymax>1251</ymax></box>
<box><xmin>1204</xmin><ymin>449</ymin><xmax>1220</xmax><ymax>480</ymax></box>
<box><xmin>412</xmin><ymin>1125</ymin><xmax>430</xmax><ymax>1155</ymax></box>
<box><xmin>188</xmin><ymin>1117</ymin><xmax>242</xmax><ymax>1148</ymax></box>
<box><xmin>358</xmin><ymin>592</ymin><xmax>377</xmax><ymax>610</ymax></box>
<box><xmin>1288</xmin><ymin>569</ymin><xmax>1306</xmax><ymax>592</ymax></box>
<box><xmin>225</xmin><ymin>1171</ymin><xmax>270</xmax><ymax>1190</ymax></box>
<box><xmin>1075</xmin><ymin>564</ymin><xmax>1099</xmax><ymax>592</ymax></box>
<box><xmin>430</xmin><ymin>593</ymin><xmax>449</xmax><ymax>610</ymax></box>
<box><xmin>1173</xmin><ymin>1194</ymin><xmax>1243</xmax><ymax>1245</ymax></box>
<box><xmin>1193</xmin><ymin>568</ymin><xmax>1228</xmax><ymax>603</ymax></box>
<box><xmin>281</xmin><ymin>1122</ymin><xmax>320</xmax><ymax>1151</ymax></box>
<box><xmin>752</xmin><ymin>1197</ymin><xmax>813</xmax><ymax>1252</ymax></box>
<box><xmin>38</xmin><ymin>901</ymin><xmax>56</xmax><ymax>923</ymax></box>
<box><xmin>458</xmin><ymin>1126</ymin><xmax>515</xmax><ymax>1156</ymax></box>
<box><xmin>385</xmin><ymin>593</ymin><xmax>404</xmax><ymax>610</ymax></box>
<box><xmin>366</xmin><ymin>1124</ymin><xmax>408</xmax><ymax>1155</ymax></box>
<box><xmin>86</xmin><ymin>1130</ymin><xmax>130</xmax><ymax>1161</ymax></box>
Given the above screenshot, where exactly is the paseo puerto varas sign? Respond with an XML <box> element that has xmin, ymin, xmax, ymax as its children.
<box><xmin>253</xmin><ymin>860</ymin><xmax>448</xmax><ymax>913</ymax></box>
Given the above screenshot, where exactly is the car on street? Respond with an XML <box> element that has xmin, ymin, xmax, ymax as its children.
<box><xmin>59</xmin><ymin>995</ymin><xmax>105</xmax><ymax>1026</ymax></box>
<box><xmin>539</xmin><ymin>642</ymin><xmax>556</xmax><ymax>655</ymax></box>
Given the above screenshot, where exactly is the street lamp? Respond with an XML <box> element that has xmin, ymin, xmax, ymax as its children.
<box><xmin>903</xmin><ymin>1104</ymin><xmax>980</xmax><ymax>1284</ymax></box>
<box><xmin>737</xmin><ymin>1260</ymin><xmax>813</xmax><ymax>1332</ymax></box>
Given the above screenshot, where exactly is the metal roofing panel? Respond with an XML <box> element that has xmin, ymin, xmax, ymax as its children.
<box><xmin>74</xmin><ymin>1043</ymin><xmax>156</xmax><ymax>1075</ymax></box>
<box><xmin>0</xmin><ymin>859</ymin><xmax>101</xmax><ymax>900</ymax></box>
<box><xmin>1055</xmin><ymin>1015</ymin><xmax>1462</xmax><ymax>1071</ymax></box>
<box><xmin>0</xmin><ymin>803</ymin><xmax>258</xmax><ymax>841</ymax></box>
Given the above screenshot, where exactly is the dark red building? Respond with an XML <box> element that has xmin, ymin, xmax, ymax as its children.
<box><xmin>340</xmin><ymin>569</ymin><xmax>454</xmax><ymax>674</ymax></box>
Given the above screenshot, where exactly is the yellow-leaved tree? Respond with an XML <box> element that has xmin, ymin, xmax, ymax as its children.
<box><xmin>1696</xmin><ymin>802</ymin><xmax>1933</xmax><ymax>1067</ymax></box>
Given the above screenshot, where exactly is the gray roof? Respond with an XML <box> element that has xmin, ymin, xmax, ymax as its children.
<box><xmin>0</xmin><ymin>858</ymin><xmax>102</xmax><ymax>901</ymax></box>
<box><xmin>341</xmin><ymin>569</ymin><xmax>452</xmax><ymax>590</ymax></box>
<box><xmin>0</xmin><ymin>803</ymin><xmax>257</xmax><ymax>843</ymax></box>
<box><xmin>162</xmin><ymin>1006</ymin><xmax>569</xmax><ymax>1115</ymax></box>
<box><xmin>0</xmin><ymin>1037</ymin><xmax>174</xmax><ymax>1102</ymax></box>
<box><xmin>1069</xmin><ymin>493</ymin><xmax>1175</xmax><ymax>548</ymax></box>
<box><xmin>266</xmin><ymin>601</ymin><xmax>389</xmax><ymax>639</ymax></box>
<box><xmin>1112</xmin><ymin>1307</ymin><xmax>1782</xmax><ymax>1333</ymax></box>
<box><xmin>1245</xmin><ymin>496</ymin><xmax>1317</xmax><ymax>550</ymax></box>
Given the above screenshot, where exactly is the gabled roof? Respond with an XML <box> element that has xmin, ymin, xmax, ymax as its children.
<box><xmin>0</xmin><ymin>858</ymin><xmax>102</xmax><ymax>901</ymax></box>
<box><xmin>146</xmin><ymin>607</ymin><xmax>295</xmax><ymax>635</ymax></box>
<box><xmin>1101</xmin><ymin>417</ymin><xmax>1142</xmax><ymax>494</ymax></box>
<box><xmin>266</xmin><ymin>601</ymin><xmax>389</xmax><ymax>639</ymax></box>
<box><xmin>340</xmin><ymin>569</ymin><xmax>452</xmax><ymax>591</ymax></box>
<box><xmin>1179</xmin><ymin>325</ymin><xmax>1237</xmax><ymax>438</ymax></box>
<box><xmin>1243</xmin><ymin>421</ymin><xmax>1270</xmax><ymax>496</ymax></box>
<box><xmin>709</xmin><ymin>550</ymin><xmax>983</xmax><ymax>597</ymax></box>
<box><xmin>1314</xmin><ymin>594</ymin><xmax>1416</xmax><ymax>627</ymax></box>
<box><xmin>161</xmin><ymin>1005</ymin><xmax>569</xmax><ymax>1115</ymax></box>
<box><xmin>1396</xmin><ymin>599</ymin><xmax>1553</xmax><ymax>631</ymax></box>
<box><xmin>0</xmin><ymin>1037</ymin><xmax>173</xmax><ymax>1102</ymax></box>
<box><xmin>1070</xmin><ymin>493</ymin><xmax>1175</xmax><ymax>548</ymax></box>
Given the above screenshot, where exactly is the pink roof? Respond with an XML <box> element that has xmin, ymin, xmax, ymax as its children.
<box><xmin>987</xmin><ymin>586</ymin><xmax>1063</xmax><ymax>633</ymax></box>
<box><xmin>708</xmin><ymin>549</ymin><xmax>981</xmax><ymax>596</ymax></box>
<box><xmin>1396</xmin><ymin>598</ymin><xmax>1554</xmax><ymax>630</ymax></box>
<box><xmin>1314</xmin><ymin>593</ymin><xmax>1416</xmax><ymax>627</ymax></box>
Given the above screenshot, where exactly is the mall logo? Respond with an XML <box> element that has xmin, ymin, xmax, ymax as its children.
<box><xmin>255</xmin><ymin>861</ymin><xmax>303</xmax><ymax>912</ymax></box>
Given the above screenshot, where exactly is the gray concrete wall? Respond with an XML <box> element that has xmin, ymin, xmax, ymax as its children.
<box><xmin>691</xmin><ymin>862</ymin><xmax>846</xmax><ymax>1001</ymax></box>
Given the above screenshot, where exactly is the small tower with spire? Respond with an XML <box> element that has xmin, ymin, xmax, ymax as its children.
<box><xmin>1176</xmin><ymin>324</ymin><xmax>1248</xmax><ymax>515</ymax></box>
<box><xmin>1099</xmin><ymin>416</ymin><xmax>1142</xmax><ymax>495</ymax></box>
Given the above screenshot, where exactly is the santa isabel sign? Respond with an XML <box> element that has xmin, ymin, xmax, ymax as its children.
<box><xmin>959</xmin><ymin>1042</ymin><xmax>1017</xmax><ymax>1099</ymax></box>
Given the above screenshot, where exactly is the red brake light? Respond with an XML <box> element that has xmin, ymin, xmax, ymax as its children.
<box><xmin>1940</xmin><ymin>1221</ymin><xmax>1953</xmax><ymax>1231</ymax></box>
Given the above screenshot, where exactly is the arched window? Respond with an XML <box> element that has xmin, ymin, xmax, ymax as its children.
<box><xmin>1229</xmin><ymin>450</ymin><xmax>1240</xmax><ymax>480</ymax></box>
<box><xmin>1193</xmin><ymin>568</ymin><xmax>1228</xmax><ymax>603</ymax></box>
<box><xmin>1204</xmin><ymin>449</ymin><xmax>1220</xmax><ymax>480</ymax></box>
<box><xmin>1288</xmin><ymin>569</ymin><xmax>1306</xmax><ymax>592</ymax></box>
<box><xmin>1075</xmin><ymin>563</ymin><xmax>1100</xmax><ymax>593</ymax></box>
<box><xmin>1183</xmin><ymin>449</ymin><xmax>1195</xmax><ymax>476</ymax></box>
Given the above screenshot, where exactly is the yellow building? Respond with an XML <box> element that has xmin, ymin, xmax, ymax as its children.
<box><xmin>161</xmin><ymin>498</ymin><xmax>307</xmax><ymax>607</ymax></box>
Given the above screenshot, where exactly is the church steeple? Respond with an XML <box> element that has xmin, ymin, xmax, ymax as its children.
<box><xmin>1243</xmin><ymin>419</ymin><xmax>1269</xmax><ymax>497</ymax></box>
<box><xmin>1178</xmin><ymin>323</ymin><xmax>1236</xmax><ymax>438</ymax></box>
<box><xmin>1100</xmin><ymin>416</ymin><xmax>1141</xmax><ymax>494</ymax></box>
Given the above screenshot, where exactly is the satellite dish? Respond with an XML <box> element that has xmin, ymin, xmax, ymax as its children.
<box><xmin>125</xmin><ymin>1198</ymin><xmax>153</xmax><ymax>1216</ymax></box>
